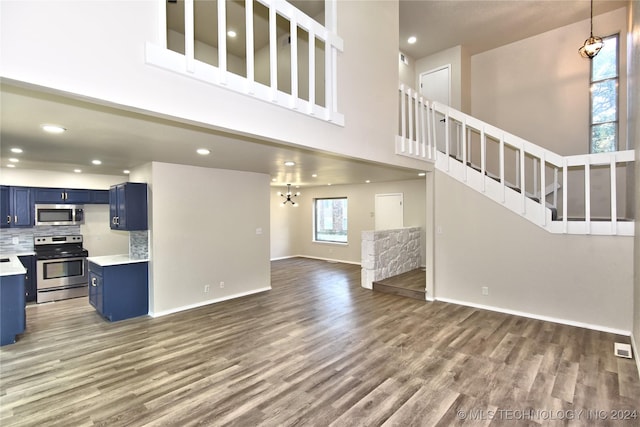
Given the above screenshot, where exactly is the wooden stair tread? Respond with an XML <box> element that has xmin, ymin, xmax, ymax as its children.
<box><xmin>372</xmin><ymin>269</ymin><xmax>426</xmax><ymax>301</ymax></box>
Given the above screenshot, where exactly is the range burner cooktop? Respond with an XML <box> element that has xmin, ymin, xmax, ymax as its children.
<box><xmin>34</xmin><ymin>235</ymin><xmax>88</xmax><ymax>260</ymax></box>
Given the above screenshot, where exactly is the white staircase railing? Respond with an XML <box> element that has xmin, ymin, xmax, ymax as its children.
<box><xmin>397</xmin><ymin>84</ymin><xmax>635</xmax><ymax>236</ymax></box>
<box><xmin>146</xmin><ymin>0</ymin><xmax>344</xmax><ymax>125</ymax></box>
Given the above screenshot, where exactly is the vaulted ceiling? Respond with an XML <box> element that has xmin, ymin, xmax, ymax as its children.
<box><xmin>0</xmin><ymin>0</ymin><xmax>629</xmax><ymax>186</ymax></box>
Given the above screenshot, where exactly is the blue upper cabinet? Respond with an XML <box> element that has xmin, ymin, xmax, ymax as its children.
<box><xmin>109</xmin><ymin>182</ymin><xmax>148</xmax><ymax>230</ymax></box>
<box><xmin>34</xmin><ymin>188</ymin><xmax>91</xmax><ymax>204</ymax></box>
<box><xmin>33</xmin><ymin>188</ymin><xmax>109</xmax><ymax>204</ymax></box>
<box><xmin>0</xmin><ymin>186</ymin><xmax>9</xmax><ymax>228</ymax></box>
<box><xmin>1</xmin><ymin>186</ymin><xmax>33</xmax><ymax>228</ymax></box>
<box><xmin>90</xmin><ymin>190</ymin><xmax>109</xmax><ymax>204</ymax></box>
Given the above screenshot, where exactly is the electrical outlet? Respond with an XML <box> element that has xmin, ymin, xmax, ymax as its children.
<box><xmin>220</xmin><ymin>281</ymin><xmax>225</xmax><ymax>289</ymax></box>
<box><xmin>204</xmin><ymin>284</ymin><xmax>210</xmax><ymax>293</ymax></box>
<box><xmin>481</xmin><ymin>286</ymin><xmax>489</xmax><ymax>296</ymax></box>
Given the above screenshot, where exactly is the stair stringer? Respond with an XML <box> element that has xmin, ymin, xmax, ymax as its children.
<box><xmin>432</xmin><ymin>151</ymin><xmax>635</xmax><ymax>236</ymax></box>
<box><xmin>435</xmin><ymin>150</ymin><xmax>555</xmax><ymax>230</ymax></box>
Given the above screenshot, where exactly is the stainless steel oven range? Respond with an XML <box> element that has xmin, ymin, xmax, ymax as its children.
<box><xmin>35</xmin><ymin>235</ymin><xmax>89</xmax><ymax>303</ymax></box>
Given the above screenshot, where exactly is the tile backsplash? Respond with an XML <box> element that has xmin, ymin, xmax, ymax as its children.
<box><xmin>129</xmin><ymin>230</ymin><xmax>149</xmax><ymax>260</ymax></box>
<box><xmin>0</xmin><ymin>226</ymin><xmax>81</xmax><ymax>253</ymax></box>
<box><xmin>1</xmin><ymin>226</ymin><xmax>150</xmax><ymax>260</ymax></box>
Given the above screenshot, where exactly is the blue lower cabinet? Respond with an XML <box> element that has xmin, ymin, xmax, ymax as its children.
<box><xmin>0</xmin><ymin>274</ymin><xmax>26</xmax><ymax>345</ymax></box>
<box><xmin>88</xmin><ymin>261</ymin><xmax>148</xmax><ymax>322</ymax></box>
<box><xmin>18</xmin><ymin>256</ymin><xmax>37</xmax><ymax>303</ymax></box>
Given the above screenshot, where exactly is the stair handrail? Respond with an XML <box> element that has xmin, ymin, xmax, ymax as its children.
<box><xmin>397</xmin><ymin>83</ymin><xmax>635</xmax><ymax>236</ymax></box>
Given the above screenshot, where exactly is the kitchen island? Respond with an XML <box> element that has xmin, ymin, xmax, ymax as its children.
<box><xmin>87</xmin><ymin>255</ymin><xmax>148</xmax><ymax>322</ymax></box>
<box><xmin>0</xmin><ymin>256</ymin><xmax>27</xmax><ymax>345</ymax></box>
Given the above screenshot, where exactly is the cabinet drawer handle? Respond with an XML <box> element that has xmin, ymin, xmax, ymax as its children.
<box><xmin>14</xmin><ymin>215</ymin><xmax>17</xmax><ymax>223</ymax></box>
<box><xmin>91</xmin><ymin>277</ymin><xmax>97</xmax><ymax>287</ymax></box>
<box><xmin>6</xmin><ymin>215</ymin><xmax>11</xmax><ymax>224</ymax></box>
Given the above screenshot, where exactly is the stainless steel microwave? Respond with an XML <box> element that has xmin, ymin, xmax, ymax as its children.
<box><xmin>34</xmin><ymin>204</ymin><xmax>85</xmax><ymax>226</ymax></box>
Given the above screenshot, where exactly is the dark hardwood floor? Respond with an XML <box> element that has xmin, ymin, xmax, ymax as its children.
<box><xmin>1</xmin><ymin>258</ymin><xmax>639</xmax><ymax>426</ymax></box>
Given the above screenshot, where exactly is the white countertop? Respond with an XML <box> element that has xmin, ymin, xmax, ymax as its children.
<box><xmin>0</xmin><ymin>256</ymin><xmax>27</xmax><ymax>277</ymax></box>
<box><xmin>16</xmin><ymin>251</ymin><xmax>36</xmax><ymax>257</ymax></box>
<box><xmin>87</xmin><ymin>255</ymin><xmax>149</xmax><ymax>267</ymax></box>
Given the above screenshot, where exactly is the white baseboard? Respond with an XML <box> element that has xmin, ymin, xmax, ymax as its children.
<box><xmin>272</xmin><ymin>254</ymin><xmax>360</xmax><ymax>266</ymax></box>
<box><xmin>436</xmin><ymin>297</ymin><xmax>632</xmax><ymax>336</ymax></box>
<box><xmin>270</xmin><ymin>255</ymin><xmax>297</xmax><ymax>261</ymax></box>
<box><xmin>632</xmin><ymin>334</ymin><xmax>640</xmax><ymax>380</ymax></box>
<box><xmin>150</xmin><ymin>287</ymin><xmax>271</xmax><ymax>318</ymax></box>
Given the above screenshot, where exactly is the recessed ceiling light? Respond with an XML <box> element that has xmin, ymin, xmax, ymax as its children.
<box><xmin>6</xmin><ymin>164</ymin><xmax>15</xmax><ymax>168</ymax></box>
<box><xmin>41</xmin><ymin>124</ymin><xmax>66</xmax><ymax>134</ymax></box>
<box><xmin>10</xmin><ymin>148</ymin><xmax>23</xmax><ymax>154</ymax></box>
<box><xmin>418</xmin><ymin>172</ymin><xmax>426</xmax><ymax>177</ymax></box>
<box><xmin>284</xmin><ymin>161</ymin><xmax>295</xmax><ymax>166</ymax></box>
<box><xmin>92</xmin><ymin>159</ymin><xmax>102</xmax><ymax>165</ymax></box>
<box><xmin>74</xmin><ymin>169</ymin><xmax>82</xmax><ymax>173</ymax></box>
<box><xmin>271</xmin><ymin>178</ymin><xmax>277</xmax><ymax>182</ymax></box>
<box><xmin>365</xmin><ymin>180</ymin><xmax>371</xmax><ymax>183</ymax></box>
<box><xmin>327</xmin><ymin>183</ymin><xmax>332</xmax><ymax>186</ymax></box>
<box><xmin>123</xmin><ymin>170</ymin><xmax>130</xmax><ymax>174</ymax></box>
<box><xmin>8</xmin><ymin>158</ymin><xmax>19</xmax><ymax>163</ymax></box>
<box><xmin>311</xmin><ymin>174</ymin><xmax>317</xmax><ymax>178</ymax></box>
<box><xmin>197</xmin><ymin>148</ymin><xmax>210</xmax><ymax>155</ymax></box>
<box><xmin>407</xmin><ymin>36</ymin><xmax>417</xmax><ymax>44</ymax></box>
<box><xmin>227</xmin><ymin>30</ymin><xmax>237</xmax><ymax>38</ymax></box>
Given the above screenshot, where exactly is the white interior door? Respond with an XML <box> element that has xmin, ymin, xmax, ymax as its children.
<box><xmin>419</xmin><ymin>65</ymin><xmax>450</xmax><ymax>105</ymax></box>
<box><xmin>420</xmin><ymin>65</ymin><xmax>451</xmax><ymax>153</ymax></box>
<box><xmin>375</xmin><ymin>193</ymin><xmax>403</xmax><ymax>230</ymax></box>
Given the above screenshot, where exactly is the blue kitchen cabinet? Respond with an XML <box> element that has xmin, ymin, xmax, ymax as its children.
<box><xmin>18</xmin><ymin>255</ymin><xmax>37</xmax><ymax>303</ymax></box>
<box><xmin>89</xmin><ymin>261</ymin><xmax>148</xmax><ymax>322</ymax></box>
<box><xmin>0</xmin><ymin>186</ymin><xmax>9</xmax><ymax>228</ymax></box>
<box><xmin>109</xmin><ymin>182</ymin><xmax>147</xmax><ymax>230</ymax></box>
<box><xmin>33</xmin><ymin>188</ymin><xmax>91</xmax><ymax>204</ymax></box>
<box><xmin>33</xmin><ymin>188</ymin><xmax>108</xmax><ymax>204</ymax></box>
<box><xmin>90</xmin><ymin>190</ymin><xmax>109</xmax><ymax>204</ymax></box>
<box><xmin>0</xmin><ymin>273</ymin><xmax>26</xmax><ymax>345</ymax></box>
<box><xmin>1</xmin><ymin>186</ymin><xmax>32</xmax><ymax>228</ymax></box>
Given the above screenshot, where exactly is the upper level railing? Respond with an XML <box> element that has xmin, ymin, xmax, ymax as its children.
<box><xmin>146</xmin><ymin>0</ymin><xmax>344</xmax><ymax>125</ymax></box>
<box><xmin>397</xmin><ymin>84</ymin><xmax>635</xmax><ymax>236</ymax></box>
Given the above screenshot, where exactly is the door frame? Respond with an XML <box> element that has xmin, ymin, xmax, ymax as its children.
<box><xmin>374</xmin><ymin>192</ymin><xmax>404</xmax><ymax>230</ymax></box>
<box><xmin>419</xmin><ymin>64</ymin><xmax>451</xmax><ymax>105</ymax></box>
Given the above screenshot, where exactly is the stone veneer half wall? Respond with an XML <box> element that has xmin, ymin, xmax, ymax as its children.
<box><xmin>361</xmin><ymin>227</ymin><xmax>421</xmax><ymax>289</ymax></box>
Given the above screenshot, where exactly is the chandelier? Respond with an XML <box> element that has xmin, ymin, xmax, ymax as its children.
<box><xmin>278</xmin><ymin>184</ymin><xmax>300</xmax><ymax>206</ymax></box>
<box><xmin>578</xmin><ymin>0</ymin><xmax>603</xmax><ymax>59</ymax></box>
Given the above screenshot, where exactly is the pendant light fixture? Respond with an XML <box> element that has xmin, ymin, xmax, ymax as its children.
<box><xmin>578</xmin><ymin>0</ymin><xmax>603</xmax><ymax>58</ymax></box>
<box><xmin>278</xmin><ymin>184</ymin><xmax>300</xmax><ymax>206</ymax></box>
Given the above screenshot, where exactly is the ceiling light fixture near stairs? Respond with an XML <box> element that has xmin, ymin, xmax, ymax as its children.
<box><xmin>578</xmin><ymin>0</ymin><xmax>603</xmax><ymax>58</ymax></box>
<box><xmin>278</xmin><ymin>184</ymin><xmax>300</xmax><ymax>207</ymax></box>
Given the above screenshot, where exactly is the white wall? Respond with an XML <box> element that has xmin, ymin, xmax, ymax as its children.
<box><xmin>629</xmin><ymin>0</ymin><xmax>640</xmax><ymax>372</ymax></box>
<box><xmin>271</xmin><ymin>179</ymin><xmax>427</xmax><ymax>265</ymax></box>
<box><xmin>415</xmin><ymin>45</ymin><xmax>470</xmax><ymax>112</ymax></box>
<box><xmin>471</xmin><ymin>7</ymin><xmax>628</xmax><ymax>154</ymax></box>
<box><xmin>399</xmin><ymin>52</ymin><xmax>415</xmax><ymax>87</ymax></box>
<box><xmin>0</xmin><ymin>0</ymin><xmax>424</xmax><ymax>172</ymax></box>
<box><xmin>435</xmin><ymin>170</ymin><xmax>634</xmax><ymax>333</ymax></box>
<box><xmin>0</xmin><ymin>168</ymin><xmax>126</xmax><ymax>189</ymax></box>
<box><xmin>0</xmin><ymin>168</ymin><xmax>129</xmax><ymax>256</ymax></box>
<box><xmin>471</xmin><ymin>7</ymin><xmax>630</xmax><ymax>219</ymax></box>
<box><xmin>270</xmin><ymin>188</ymin><xmax>301</xmax><ymax>260</ymax></box>
<box><xmin>146</xmin><ymin>162</ymin><xmax>270</xmax><ymax>315</ymax></box>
